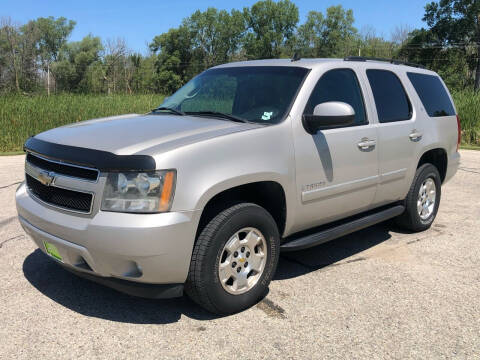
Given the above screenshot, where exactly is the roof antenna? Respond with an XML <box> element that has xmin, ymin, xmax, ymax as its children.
<box><xmin>291</xmin><ymin>52</ymin><xmax>301</xmax><ymax>62</ymax></box>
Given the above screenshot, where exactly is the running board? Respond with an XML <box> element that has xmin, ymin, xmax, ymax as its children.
<box><xmin>280</xmin><ymin>205</ymin><xmax>405</xmax><ymax>252</ymax></box>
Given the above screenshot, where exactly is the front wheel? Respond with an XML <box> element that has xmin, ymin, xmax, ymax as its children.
<box><xmin>185</xmin><ymin>203</ymin><xmax>280</xmax><ymax>314</ymax></box>
<box><xmin>395</xmin><ymin>163</ymin><xmax>441</xmax><ymax>232</ymax></box>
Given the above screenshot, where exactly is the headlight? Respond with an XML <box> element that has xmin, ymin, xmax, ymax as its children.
<box><xmin>101</xmin><ymin>170</ymin><xmax>176</xmax><ymax>213</ymax></box>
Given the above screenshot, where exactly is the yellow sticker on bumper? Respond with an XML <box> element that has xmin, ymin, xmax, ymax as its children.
<box><xmin>43</xmin><ymin>241</ymin><xmax>62</xmax><ymax>261</ymax></box>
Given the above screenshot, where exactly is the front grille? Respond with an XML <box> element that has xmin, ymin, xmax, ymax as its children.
<box><xmin>26</xmin><ymin>174</ymin><xmax>93</xmax><ymax>213</ymax></box>
<box><xmin>26</xmin><ymin>153</ymin><xmax>98</xmax><ymax>181</ymax></box>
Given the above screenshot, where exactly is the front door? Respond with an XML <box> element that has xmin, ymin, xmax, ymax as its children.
<box><xmin>292</xmin><ymin>68</ymin><xmax>379</xmax><ymax>233</ymax></box>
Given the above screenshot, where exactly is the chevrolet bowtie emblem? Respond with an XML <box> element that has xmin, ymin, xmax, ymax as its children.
<box><xmin>238</xmin><ymin>258</ymin><xmax>245</xmax><ymax>263</ymax></box>
<box><xmin>37</xmin><ymin>170</ymin><xmax>55</xmax><ymax>186</ymax></box>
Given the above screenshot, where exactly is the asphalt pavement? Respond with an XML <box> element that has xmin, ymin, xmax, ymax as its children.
<box><xmin>0</xmin><ymin>151</ymin><xmax>479</xmax><ymax>359</ymax></box>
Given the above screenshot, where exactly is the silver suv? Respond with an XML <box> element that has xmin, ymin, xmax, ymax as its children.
<box><xmin>16</xmin><ymin>57</ymin><xmax>461</xmax><ymax>314</ymax></box>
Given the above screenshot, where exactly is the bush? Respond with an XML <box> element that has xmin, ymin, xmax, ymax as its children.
<box><xmin>452</xmin><ymin>90</ymin><xmax>480</xmax><ymax>145</ymax></box>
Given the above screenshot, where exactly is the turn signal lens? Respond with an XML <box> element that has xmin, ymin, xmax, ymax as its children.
<box><xmin>159</xmin><ymin>171</ymin><xmax>175</xmax><ymax>212</ymax></box>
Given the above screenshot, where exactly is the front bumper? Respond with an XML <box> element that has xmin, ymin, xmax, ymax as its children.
<box><xmin>63</xmin><ymin>266</ymin><xmax>184</xmax><ymax>299</ymax></box>
<box><xmin>16</xmin><ymin>183</ymin><xmax>201</xmax><ymax>290</ymax></box>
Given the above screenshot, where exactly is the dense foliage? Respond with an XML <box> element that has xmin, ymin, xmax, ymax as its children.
<box><xmin>0</xmin><ymin>0</ymin><xmax>478</xmax><ymax>151</ymax></box>
<box><xmin>1</xmin><ymin>0</ymin><xmax>478</xmax><ymax>95</ymax></box>
<box><xmin>400</xmin><ymin>0</ymin><xmax>480</xmax><ymax>90</ymax></box>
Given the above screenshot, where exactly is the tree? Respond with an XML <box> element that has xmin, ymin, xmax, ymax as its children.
<box><xmin>31</xmin><ymin>16</ymin><xmax>75</xmax><ymax>94</ymax></box>
<box><xmin>183</xmin><ymin>8</ymin><xmax>245</xmax><ymax>68</ymax></box>
<box><xmin>295</xmin><ymin>6</ymin><xmax>357</xmax><ymax>58</ymax></box>
<box><xmin>31</xmin><ymin>17</ymin><xmax>75</xmax><ymax>63</ymax></box>
<box><xmin>184</xmin><ymin>8</ymin><xmax>245</xmax><ymax>67</ymax></box>
<box><xmin>127</xmin><ymin>53</ymin><xmax>156</xmax><ymax>94</ymax></box>
<box><xmin>150</xmin><ymin>26</ymin><xmax>193</xmax><ymax>93</ymax></box>
<box><xmin>399</xmin><ymin>28</ymin><xmax>471</xmax><ymax>90</ymax></box>
<box><xmin>243</xmin><ymin>0</ymin><xmax>299</xmax><ymax>59</ymax></box>
<box><xmin>103</xmin><ymin>38</ymin><xmax>128</xmax><ymax>94</ymax></box>
<box><xmin>0</xmin><ymin>17</ymin><xmax>21</xmax><ymax>92</ymax></box>
<box><xmin>295</xmin><ymin>11</ymin><xmax>325</xmax><ymax>57</ymax></box>
<box><xmin>321</xmin><ymin>5</ymin><xmax>357</xmax><ymax>57</ymax></box>
<box><xmin>18</xmin><ymin>19</ymin><xmax>40</xmax><ymax>92</ymax></box>
<box><xmin>391</xmin><ymin>24</ymin><xmax>413</xmax><ymax>46</ymax></box>
<box><xmin>358</xmin><ymin>25</ymin><xmax>395</xmax><ymax>58</ymax></box>
<box><xmin>53</xmin><ymin>35</ymin><xmax>103</xmax><ymax>92</ymax></box>
<box><xmin>423</xmin><ymin>0</ymin><xmax>480</xmax><ymax>90</ymax></box>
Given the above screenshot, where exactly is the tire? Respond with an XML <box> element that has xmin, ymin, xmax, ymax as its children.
<box><xmin>395</xmin><ymin>163</ymin><xmax>441</xmax><ymax>232</ymax></box>
<box><xmin>185</xmin><ymin>203</ymin><xmax>280</xmax><ymax>315</ymax></box>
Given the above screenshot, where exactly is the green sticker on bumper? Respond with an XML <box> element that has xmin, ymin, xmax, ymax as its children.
<box><xmin>43</xmin><ymin>241</ymin><xmax>62</xmax><ymax>261</ymax></box>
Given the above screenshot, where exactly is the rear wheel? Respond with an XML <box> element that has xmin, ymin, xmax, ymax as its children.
<box><xmin>395</xmin><ymin>163</ymin><xmax>441</xmax><ymax>232</ymax></box>
<box><xmin>185</xmin><ymin>203</ymin><xmax>280</xmax><ymax>314</ymax></box>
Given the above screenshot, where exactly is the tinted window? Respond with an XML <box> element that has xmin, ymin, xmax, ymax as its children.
<box><xmin>407</xmin><ymin>72</ymin><xmax>455</xmax><ymax>117</ymax></box>
<box><xmin>366</xmin><ymin>70</ymin><xmax>411</xmax><ymax>123</ymax></box>
<box><xmin>161</xmin><ymin>66</ymin><xmax>309</xmax><ymax>124</ymax></box>
<box><xmin>304</xmin><ymin>69</ymin><xmax>367</xmax><ymax>125</ymax></box>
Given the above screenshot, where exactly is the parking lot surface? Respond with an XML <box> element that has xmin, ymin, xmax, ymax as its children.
<box><xmin>0</xmin><ymin>150</ymin><xmax>479</xmax><ymax>359</ymax></box>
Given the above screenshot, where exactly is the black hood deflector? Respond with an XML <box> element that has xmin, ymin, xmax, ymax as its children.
<box><xmin>24</xmin><ymin>137</ymin><xmax>156</xmax><ymax>172</ymax></box>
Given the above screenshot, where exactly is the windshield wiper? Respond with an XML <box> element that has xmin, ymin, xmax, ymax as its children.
<box><xmin>151</xmin><ymin>107</ymin><xmax>185</xmax><ymax>116</ymax></box>
<box><xmin>185</xmin><ymin>111</ymin><xmax>249</xmax><ymax>123</ymax></box>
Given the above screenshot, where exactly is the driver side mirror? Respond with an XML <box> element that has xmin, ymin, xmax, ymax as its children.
<box><xmin>302</xmin><ymin>101</ymin><xmax>355</xmax><ymax>134</ymax></box>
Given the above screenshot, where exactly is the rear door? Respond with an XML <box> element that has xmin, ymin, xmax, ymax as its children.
<box><xmin>406</xmin><ymin>72</ymin><xmax>458</xmax><ymax>154</ymax></box>
<box><xmin>292</xmin><ymin>68</ymin><xmax>379</xmax><ymax>232</ymax></box>
<box><xmin>365</xmin><ymin>69</ymin><xmax>423</xmax><ymax>205</ymax></box>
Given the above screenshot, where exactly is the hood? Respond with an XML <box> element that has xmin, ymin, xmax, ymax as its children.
<box><xmin>35</xmin><ymin>113</ymin><xmax>260</xmax><ymax>155</ymax></box>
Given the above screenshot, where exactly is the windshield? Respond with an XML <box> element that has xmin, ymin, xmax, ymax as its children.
<box><xmin>160</xmin><ymin>66</ymin><xmax>309</xmax><ymax>124</ymax></box>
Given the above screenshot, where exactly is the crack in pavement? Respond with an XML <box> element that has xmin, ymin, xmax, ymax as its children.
<box><xmin>459</xmin><ymin>166</ymin><xmax>480</xmax><ymax>171</ymax></box>
<box><xmin>459</xmin><ymin>167</ymin><xmax>480</xmax><ymax>175</ymax></box>
<box><xmin>0</xmin><ymin>234</ymin><xmax>24</xmax><ymax>249</ymax></box>
<box><xmin>0</xmin><ymin>180</ymin><xmax>22</xmax><ymax>190</ymax></box>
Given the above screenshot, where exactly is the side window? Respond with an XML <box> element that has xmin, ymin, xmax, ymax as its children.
<box><xmin>304</xmin><ymin>68</ymin><xmax>367</xmax><ymax>126</ymax></box>
<box><xmin>366</xmin><ymin>69</ymin><xmax>412</xmax><ymax>123</ymax></box>
<box><xmin>407</xmin><ymin>72</ymin><xmax>455</xmax><ymax>117</ymax></box>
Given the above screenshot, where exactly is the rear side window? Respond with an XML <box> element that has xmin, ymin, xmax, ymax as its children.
<box><xmin>304</xmin><ymin>68</ymin><xmax>367</xmax><ymax>126</ymax></box>
<box><xmin>366</xmin><ymin>69</ymin><xmax>412</xmax><ymax>123</ymax></box>
<box><xmin>407</xmin><ymin>72</ymin><xmax>455</xmax><ymax>117</ymax></box>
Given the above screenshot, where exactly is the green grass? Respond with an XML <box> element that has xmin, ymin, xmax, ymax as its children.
<box><xmin>460</xmin><ymin>144</ymin><xmax>480</xmax><ymax>151</ymax></box>
<box><xmin>452</xmin><ymin>90</ymin><xmax>480</xmax><ymax>146</ymax></box>
<box><xmin>0</xmin><ymin>151</ymin><xmax>24</xmax><ymax>156</ymax></box>
<box><xmin>0</xmin><ymin>94</ymin><xmax>164</xmax><ymax>153</ymax></box>
<box><xmin>0</xmin><ymin>90</ymin><xmax>478</xmax><ymax>153</ymax></box>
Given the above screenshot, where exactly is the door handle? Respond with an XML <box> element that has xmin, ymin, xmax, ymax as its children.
<box><xmin>409</xmin><ymin>131</ymin><xmax>423</xmax><ymax>142</ymax></box>
<box><xmin>357</xmin><ymin>138</ymin><xmax>376</xmax><ymax>151</ymax></box>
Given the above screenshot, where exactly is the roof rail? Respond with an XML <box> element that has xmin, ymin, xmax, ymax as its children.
<box><xmin>344</xmin><ymin>56</ymin><xmax>425</xmax><ymax>69</ymax></box>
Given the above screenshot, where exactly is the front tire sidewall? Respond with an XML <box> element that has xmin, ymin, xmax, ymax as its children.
<box><xmin>203</xmin><ymin>206</ymin><xmax>279</xmax><ymax>314</ymax></box>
